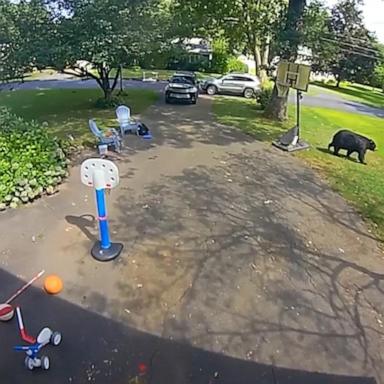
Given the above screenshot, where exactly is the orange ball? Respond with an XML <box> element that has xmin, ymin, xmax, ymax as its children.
<box><xmin>44</xmin><ymin>275</ymin><xmax>63</xmax><ymax>295</ymax></box>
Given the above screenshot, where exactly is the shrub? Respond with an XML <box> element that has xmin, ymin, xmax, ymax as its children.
<box><xmin>94</xmin><ymin>96</ymin><xmax>122</xmax><ymax>108</ymax></box>
<box><xmin>0</xmin><ymin>107</ymin><xmax>68</xmax><ymax>209</ymax></box>
<box><xmin>257</xmin><ymin>80</ymin><xmax>274</xmax><ymax>110</ymax></box>
<box><xmin>325</xmin><ymin>78</ymin><xmax>337</xmax><ymax>86</ymax></box>
<box><xmin>227</xmin><ymin>57</ymin><xmax>249</xmax><ymax>74</ymax></box>
<box><xmin>210</xmin><ymin>38</ymin><xmax>230</xmax><ymax>74</ymax></box>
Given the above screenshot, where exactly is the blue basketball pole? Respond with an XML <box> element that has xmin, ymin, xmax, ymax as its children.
<box><xmin>91</xmin><ymin>187</ymin><xmax>123</xmax><ymax>262</ymax></box>
<box><xmin>95</xmin><ymin>188</ymin><xmax>111</xmax><ymax>249</ymax></box>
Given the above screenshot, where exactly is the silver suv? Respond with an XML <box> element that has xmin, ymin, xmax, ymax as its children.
<box><xmin>201</xmin><ymin>73</ymin><xmax>261</xmax><ymax>99</ymax></box>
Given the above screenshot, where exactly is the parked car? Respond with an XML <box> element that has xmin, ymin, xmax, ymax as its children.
<box><xmin>164</xmin><ymin>72</ymin><xmax>199</xmax><ymax>104</ymax></box>
<box><xmin>201</xmin><ymin>73</ymin><xmax>261</xmax><ymax>99</ymax></box>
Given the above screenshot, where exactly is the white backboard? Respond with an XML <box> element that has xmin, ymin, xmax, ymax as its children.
<box><xmin>276</xmin><ymin>61</ymin><xmax>311</xmax><ymax>92</ymax></box>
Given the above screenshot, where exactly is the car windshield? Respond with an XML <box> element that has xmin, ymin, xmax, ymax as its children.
<box><xmin>170</xmin><ymin>76</ymin><xmax>195</xmax><ymax>85</ymax></box>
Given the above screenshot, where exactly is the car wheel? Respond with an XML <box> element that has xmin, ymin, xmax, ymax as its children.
<box><xmin>206</xmin><ymin>85</ymin><xmax>217</xmax><ymax>96</ymax></box>
<box><xmin>243</xmin><ymin>88</ymin><xmax>254</xmax><ymax>99</ymax></box>
<box><xmin>165</xmin><ymin>97</ymin><xmax>170</xmax><ymax>104</ymax></box>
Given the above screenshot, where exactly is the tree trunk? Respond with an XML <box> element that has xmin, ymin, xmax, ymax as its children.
<box><xmin>336</xmin><ymin>76</ymin><xmax>341</xmax><ymax>88</ymax></box>
<box><xmin>253</xmin><ymin>46</ymin><xmax>261</xmax><ymax>77</ymax></box>
<box><xmin>103</xmin><ymin>88</ymin><xmax>113</xmax><ymax>101</ymax></box>
<box><xmin>264</xmin><ymin>86</ymin><xmax>289</xmax><ymax>121</ymax></box>
<box><xmin>98</xmin><ymin>65</ymin><xmax>113</xmax><ymax>100</ymax></box>
<box><xmin>259</xmin><ymin>37</ymin><xmax>270</xmax><ymax>81</ymax></box>
<box><xmin>264</xmin><ymin>0</ymin><xmax>306</xmax><ymax>121</ymax></box>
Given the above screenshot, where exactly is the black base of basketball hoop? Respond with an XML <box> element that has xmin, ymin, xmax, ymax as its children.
<box><xmin>272</xmin><ymin>126</ymin><xmax>310</xmax><ymax>152</ymax></box>
<box><xmin>272</xmin><ymin>138</ymin><xmax>310</xmax><ymax>152</ymax></box>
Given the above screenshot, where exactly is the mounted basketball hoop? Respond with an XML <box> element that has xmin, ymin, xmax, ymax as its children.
<box><xmin>273</xmin><ymin>61</ymin><xmax>311</xmax><ymax>152</ymax></box>
<box><xmin>80</xmin><ymin>159</ymin><xmax>123</xmax><ymax>262</ymax></box>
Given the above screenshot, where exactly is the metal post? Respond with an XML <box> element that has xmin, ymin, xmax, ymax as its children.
<box><xmin>95</xmin><ymin>188</ymin><xmax>110</xmax><ymax>249</ymax></box>
<box><xmin>296</xmin><ymin>89</ymin><xmax>301</xmax><ymax>138</ymax></box>
<box><xmin>119</xmin><ymin>64</ymin><xmax>123</xmax><ymax>93</ymax></box>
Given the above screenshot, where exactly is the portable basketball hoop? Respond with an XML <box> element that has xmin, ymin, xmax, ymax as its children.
<box><xmin>272</xmin><ymin>61</ymin><xmax>311</xmax><ymax>152</ymax></box>
<box><xmin>80</xmin><ymin>158</ymin><xmax>123</xmax><ymax>261</ymax></box>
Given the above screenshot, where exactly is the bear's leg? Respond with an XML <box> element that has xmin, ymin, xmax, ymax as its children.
<box><xmin>334</xmin><ymin>146</ymin><xmax>340</xmax><ymax>156</ymax></box>
<box><xmin>358</xmin><ymin>149</ymin><xmax>366</xmax><ymax>164</ymax></box>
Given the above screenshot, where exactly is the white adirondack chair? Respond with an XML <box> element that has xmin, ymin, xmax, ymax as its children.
<box><xmin>116</xmin><ymin>105</ymin><xmax>138</xmax><ymax>135</ymax></box>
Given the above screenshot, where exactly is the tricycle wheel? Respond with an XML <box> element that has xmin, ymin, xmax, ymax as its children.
<box><xmin>51</xmin><ymin>331</ymin><xmax>62</xmax><ymax>346</ymax></box>
<box><xmin>25</xmin><ymin>356</ymin><xmax>34</xmax><ymax>371</ymax></box>
<box><xmin>41</xmin><ymin>355</ymin><xmax>50</xmax><ymax>370</ymax></box>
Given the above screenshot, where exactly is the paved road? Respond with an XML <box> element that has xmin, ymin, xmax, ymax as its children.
<box><xmin>0</xmin><ymin>96</ymin><xmax>383</xmax><ymax>383</ymax></box>
<box><xmin>295</xmin><ymin>90</ymin><xmax>384</xmax><ymax>118</ymax></box>
<box><xmin>0</xmin><ymin>77</ymin><xmax>166</xmax><ymax>92</ymax></box>
<box><xmin>2</xmin><ymin>77</ymin><xmax>383</xmax><ymax>118</ymax></box>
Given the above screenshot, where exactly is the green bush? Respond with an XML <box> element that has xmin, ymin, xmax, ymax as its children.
<box><xmin>257</xmin><ymin>81</ymin><xmax>274</xmax><ymax>110</ymax></box>
<box><xmin>227</xmin><ymin>57</ymin><xmax>249</xmax><ymax>74</ymax></box>
<box><xmin>0</xmin><ymin>107</ymin><xmax>68</xmax><ymax>209</ymax></box>
<box><xmin>94</xmin><ymin>96</ymin><xmax>122</xmax><ymax>108</ymax></box>
<box><xmin>210</xmin><ymin>38</ymin><xmax>230</xmax><ymax>73</ymax></box>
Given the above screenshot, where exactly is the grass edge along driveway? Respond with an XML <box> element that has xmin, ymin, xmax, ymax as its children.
<box><xmin>213</xmin><ymin>96</ymin><xmax>384</xmax><ymax>241</ymax></box>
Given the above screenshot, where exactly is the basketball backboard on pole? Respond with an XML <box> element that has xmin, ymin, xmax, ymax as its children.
<box><xmin>272</xmin><ymin>61</ymin><xmax>311</xmax><ymax>152</ymax></box>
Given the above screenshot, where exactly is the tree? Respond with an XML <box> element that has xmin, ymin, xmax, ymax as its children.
<box><xmin>311</xmin><ymin>0</ymin><xmax>378</xmax><ymax>87</ymax></box>
<box><xmin>9</xmin><ymin>0</ymin><xmax>166</xmax><ymax>101</ymax></box>
<box><xmin>0</xmin><ymin>0</ymin><xmax>19</xmax><ymax>81</ymax></box>
<box><xmin>172</xmin><ymin>0</ymin><xmax>286</xmax><ymax>79</ymax></box>
<box><xmin>264</xmin><ymin>0</ymin><xmax>306</xmax><ymax>121</ymax></box>
<box><xmin>330</xmin><ymin>0</ymin><xmax>378</xmax><ymax>87</ymax></box>
<box><xmin>373</xmin><ymin>64</ymin><xmax>384</xmax><ymax>91</ymax></box>
<box><xmin>50</xmin><ymin>0</ymin><xmax>166</xmax><ymax>101</ymax></box>
<box><xmin>301</xmin><ymin>0</ymin><xmax>332</xmax><ymax>65</ymax></box>
<box><xmin>0</xmin><ymin>0</ymin><xmax>50</xmax><ymax>81</ymax></box>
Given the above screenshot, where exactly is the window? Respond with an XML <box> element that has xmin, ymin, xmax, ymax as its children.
<box><xmin>233</xmin><ymin>76</ymin><xmax>253</xmax><ymax>82</ymax></box>
<box><xmin>170</xmin><ymin>76</ymin><xmax>195</xmax><ymax>85</ymax></box>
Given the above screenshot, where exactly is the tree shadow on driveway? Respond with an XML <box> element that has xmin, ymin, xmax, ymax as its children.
<box><xmin>0</xmin><ymin>268</ymin><xmax>377</xmax><ymax>384</ymax></box>
<box><xmin>95</xmin><ymin>147</ymin><xmax>384</xmax><ymax>382</ymax></box>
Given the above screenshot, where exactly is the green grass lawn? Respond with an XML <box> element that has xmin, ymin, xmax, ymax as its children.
<box><xmin>310</xmin><ymin>82</ymin><xmax>384</xmax><ymax>109</ymax></box>
<box><xmin>214</xmin><ymin>96</ymin><xmax>384</xmax><ymax>239</ymax></box>
<box><xmin>0</xmin><ymin>88</ymin><xmax>159</xmax><ymax>145</ymax></box>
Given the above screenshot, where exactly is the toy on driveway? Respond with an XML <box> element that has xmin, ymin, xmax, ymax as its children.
<box><xmin>81</xmin><ymin>158</ymin><xmax>123</xmax><ymax>261</ymax></box>
<box><xmin>0</xmin><ymin>270</ymin><xmax>46</xmax><ymax>322</ymax></box>
<box><xmin>14</xmin><ymin>343</ymin><xmax>50</xmax><ymax>371</ymax></box>
<box><xmin>14</xmin><ymin>306</ymin><xmax>62</xmax><ymax>371</ymax></box>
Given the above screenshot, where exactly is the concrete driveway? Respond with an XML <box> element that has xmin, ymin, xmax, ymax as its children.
<box><xmin>0</xmin><ymin>96</ymin><xmax>383</xmax><ymax>383</ymax></box>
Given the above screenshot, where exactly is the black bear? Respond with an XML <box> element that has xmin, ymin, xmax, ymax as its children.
<box><xmin>328</xmin><ymin>130</ymin><xmax>376</xmax><ymax>164</ymax></box>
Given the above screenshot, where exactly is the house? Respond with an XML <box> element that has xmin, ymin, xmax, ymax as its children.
<box><xmin>171</xmin><ymin>38</ymin><xmax>212</xmax><ymax>65</ymax></box>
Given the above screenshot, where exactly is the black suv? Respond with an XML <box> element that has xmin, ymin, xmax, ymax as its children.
<box><xmin>164</xmin><ymin>72</ymin><xmax>199</xmax><ymax>104</ymax></box>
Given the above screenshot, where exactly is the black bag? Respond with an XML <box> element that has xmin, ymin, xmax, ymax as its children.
<box><xmin>137</xmin><ymin>123</ymin><xmax>149</xmax><ymax>136</ymax></box>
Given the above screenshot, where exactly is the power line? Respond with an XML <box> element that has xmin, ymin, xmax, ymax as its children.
<box><xmin>322</xmin><ymin>32</ymin><xmax>377</xmax><ymax>45</ymax></box>
<box><xmin>320</xmin><ymin>37</ymin><xmax>379</xmax><ymax>55</ymax></box>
